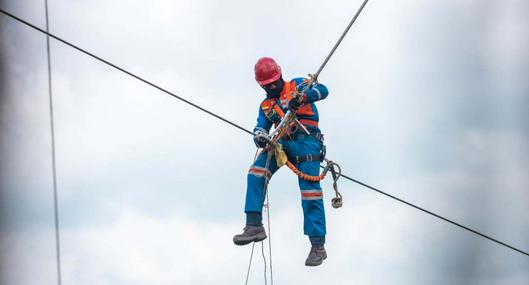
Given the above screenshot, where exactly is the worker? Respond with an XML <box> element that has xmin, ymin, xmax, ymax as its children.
<box><xmin>233</xmin><ymin>57</ymin><xmax>330</xmax><ymax>266</ymax></box>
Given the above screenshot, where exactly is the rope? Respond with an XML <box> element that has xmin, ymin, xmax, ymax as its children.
<box><xmin>244</xmin><ymin>242</ymin><xmax>255</xmax><ymax>285</ymax></box>
<box><xmin>263</xmin><ymin>151</ymin><xmax>274</xmax><ymax>285</ymax></box>
<box><xmin>261</xmin><ymin>241</ymin><xmax>268</xmax><ymax>285</ymax></box>
<box><xmin>245</xmin><ymin>149</ymin><xmax>274</xmax><ymax>285</ymax></box>
<box><xmin>2</xmin><ymin>8</ymin><xmax>528</xmax><ymax>258</ymax></box>
<box><xmin>44</xmin><ymin>1</ymin><xmax>62</xmax><ymax>284</ymax></box>
<box><xmin>265</xmin><ymin>192</ymin><xmax>274</xmax><ymax>285</ymax></box>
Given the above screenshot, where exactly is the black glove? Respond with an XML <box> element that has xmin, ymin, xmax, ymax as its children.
<box><xmin>288</xmin><ymin>95</ymin><xmax>304</xmax><ymax>112</ymax></box>
<box><xmin>253</xmin><ymin>130</ymin><xmax>269</xmax><ymax>148</ymax></box>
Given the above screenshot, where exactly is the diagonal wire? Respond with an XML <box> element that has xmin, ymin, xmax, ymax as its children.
<box><xmin>0</xmin><ymin>8</ymin><xmax>252</xmax><ymax>136</ymax></box>
<box><xmin>43</xmin><ymin>1</ymin><xmax>63</xmax><ymax>284</ymax></box>
<box><xmin>1</xmin><ymin>8</ymin><xmax>528</xmax><ymax>258</ymax></box>
<box><xmin>338</xmin><ymin>172</ymin><xmax>529</xmax><ymax>256</ymax></box>
<box><xmin>314</xmin><ymin>0</ymin><xmax>369</xmax><ymax>78</ymax></box>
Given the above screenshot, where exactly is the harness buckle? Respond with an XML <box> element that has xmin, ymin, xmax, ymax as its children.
<box><xmin>320</xmin><ymin>145</ymin><xmax>326</xmax><ymax>162</ymax></box>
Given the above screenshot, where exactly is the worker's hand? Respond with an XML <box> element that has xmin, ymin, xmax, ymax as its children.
<box><xmin>253</xmin><ymin>129</ymin><xmax>269</xmax><ymax>148</ymax></box>
<box><xmin>288</xmin><ymin>94</ymin><xmax>304</xmax><ymax>112</ymax></box>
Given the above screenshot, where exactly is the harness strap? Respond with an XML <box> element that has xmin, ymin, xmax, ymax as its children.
<box><xmin>299</xmin><ymin>119</ymin><xmax>319</xmax><ymax>128</ymax></box>
<box><xmin>288</xmin><ymin>153</ymin><xmax>323</xmax><ymax>164</ymax></box>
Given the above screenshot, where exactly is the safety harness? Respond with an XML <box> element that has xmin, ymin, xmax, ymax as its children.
<box><xmin>258</xmin><ymin>82</ymin><xmax>343</xmax><ymax>209</ymax></box>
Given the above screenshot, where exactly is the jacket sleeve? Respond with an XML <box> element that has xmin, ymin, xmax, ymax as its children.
<box><xmin>253</xmin><ymin>105</ymin><xmax>272</xmax><ymax>134</ymax></box>
<box><xmin>292</xmin><ymin>77</ymin><xmax>329</xmax><ymax>103</ymax></box>
<box><xmin>304</xmin><ymin>82</ymin><xmax>328</xmax><ymax>103</ymax></box>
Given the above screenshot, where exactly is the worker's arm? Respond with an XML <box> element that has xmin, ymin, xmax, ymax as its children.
<box><xmin>292</xmin><ymin>77</ymin><xmax>329</xmax><ymax>103</ymax></box>
<box><xmin>305</xmin><ymin>82</ymin><xmax>328</xmax><ymax>103</ymax></box>
<box><xmin>254</xmin><ymin>105</ymin><xmax>272</xmax><ymax>133</ymax></box>
<box><xmin>252</xmin><ymin>106</ymin><xmax>272</xmax><ymax>147</ymax></box>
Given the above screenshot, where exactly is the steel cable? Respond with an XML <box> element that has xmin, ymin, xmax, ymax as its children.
<box><xmin>43</xmin><ymin>1</ymin><xmax>63</xmax><ymax>284</ymax></box>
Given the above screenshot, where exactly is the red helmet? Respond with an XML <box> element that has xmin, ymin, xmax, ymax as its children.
<box><xmin>254</xmin><ymin>57</ymin><xmax>282</xmax><ymax>86</ymax></box>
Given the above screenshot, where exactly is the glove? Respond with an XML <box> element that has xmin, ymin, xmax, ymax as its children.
<box><xmin>253</xmin><ymin>129</ymin><xmax>269</xmax><ymax>148</ymax></box>
<box><xmin>288</xmin><ymin>94</ymin><xmax>305</xmax><ymax>112</ymax></box>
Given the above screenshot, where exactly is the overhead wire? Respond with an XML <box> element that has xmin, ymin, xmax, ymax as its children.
<box><xmin>1</xmin><ymin>7</ymin><xmax>528</xmax><ymax>258</ymax></box>
<box><xmin>43</xmin><ymin>1</ymin><xmax>63</xmax><ymax>284</ymax></box>
<box><xmin>0</xmin><ymin>8</ymin><xmax>252</xmax><ymax>136</ymax></box>
<box><xmin>314</xmin><ymin>0</ymin><xmax>369</xmax><ymax>78</ymax></box>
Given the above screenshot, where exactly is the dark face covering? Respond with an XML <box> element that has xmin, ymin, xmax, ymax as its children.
<box><xmin>262</xmin><ymin>78</ymin><xmax>284</xmax><ymax>98</ymax></box>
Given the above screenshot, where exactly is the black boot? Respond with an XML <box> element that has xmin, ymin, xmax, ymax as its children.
<box><xmin>305</xmin><ymin>245</ymin><xmax>327</xmax><ymax>266</ymax></box>
<box><xmin>233</xmin><ymin>225</ymin><xmax>267</xmax><ymax>246</ymax></box>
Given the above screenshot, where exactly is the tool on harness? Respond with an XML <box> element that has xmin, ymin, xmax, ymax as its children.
<box><xmin>274</xmin><ymin>143</ymin><xmax>288</xmax><ymax>167</ymax></box>
<box><xmin>327</xmin><ymin>161</ymin><xmax>343</xmax><ymax>208</ymax></box>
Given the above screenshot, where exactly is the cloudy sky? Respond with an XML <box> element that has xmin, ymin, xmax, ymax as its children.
<box><xmin>1</xmin><ymin>0</ymin><xmax>529</xmax><ymax>284</ymax></box>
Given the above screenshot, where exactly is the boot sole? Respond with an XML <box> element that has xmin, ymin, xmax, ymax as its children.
<box><xmin>305</xmin><ymin>260</ymin><xmax>323</xmax><ymax>266</ymax></box>
<box><xmin>233</xmin><ymin>232</ymin><xmax>267</xmax><ymax>246</ymax></box>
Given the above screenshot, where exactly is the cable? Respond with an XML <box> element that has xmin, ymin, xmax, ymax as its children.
<box><xmin>1</xmin><ymin>8</ymin><xmax>528</xmax><ymax>258</ymax></box>
<box><xmin>338</xmin><ymin>172</ymin><xmax>529</xmax><ymax>256</ymax></box>
<box><xmin>0</xmin><ymin>8</ymin><xmax>252</xmax><ymax>136</ymax></box>
<box><xmin>314</xmin><ymin>0</ymin><xmax>369</xmax><ymax>78</ymax></box>
<box><xmin>43</xmin><ymin>1</ymin><xmax>63</xmax><ymax>284</ymax></box>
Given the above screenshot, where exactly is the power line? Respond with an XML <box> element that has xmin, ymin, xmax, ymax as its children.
<box><xmin>338</xmin><ymin>173</ymin><xmax>529</xmax><ymax>256</ymax></box>
<box><xmin>315</xmin><ymin>0</ymin><xmax>369</xmax><ymax>78</ymax></box>
<box><xmin>1</xmin><ymin>8</ymin><xmax>527</xmax><ymax>258</ymax></box>
<box><xmin>0</xmin><ymin>8</ymin><xmax>252</xmax><ymax>136</ymax></box>
<box><xmin>43</xmin><ymin>1</ymin><xmax>63</xmax><ymax>284</ymax></box>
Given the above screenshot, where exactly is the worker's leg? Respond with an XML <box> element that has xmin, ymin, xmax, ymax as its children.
<box><xmin>283</xmin><ymin>137</ymin><xmax>327</xmax><ymax>240</ymax></box>
<box><xmin>284</xmin><ymin>137</ymin><xmax>327</xmax><ymax>265</ymax></box>
<box><xmin>234</xmin><ymin>151</ymin><xmax>280</xmax><ymax>245</ymax></box>
<box><xmin>244</xmin><ymin>151</ymin><xmax>280</xmax><ymax>225</ymax></box>
<box><xmin>297</xmin><ymin>160</ymin><xmax>326</xmax><ymax>242</ymax></box>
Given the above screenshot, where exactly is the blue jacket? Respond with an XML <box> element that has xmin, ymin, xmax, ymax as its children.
<box><xmin>254</xmin><ymin>77</ymin><xmax>328</xmax><ymax>134</ymax></box>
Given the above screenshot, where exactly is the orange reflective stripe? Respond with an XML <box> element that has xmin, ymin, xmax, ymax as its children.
<box><xmin>302</xmin><ymin>192</ymin><xmax>323</xmax><ymax>197</ymax></box>
<box><xmin>249</xmin><ymin>166</ymin><xmax>271</xmax><ymax>178</ymax></box>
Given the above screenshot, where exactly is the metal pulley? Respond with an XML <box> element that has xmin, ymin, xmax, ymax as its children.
<box><xmin>327</xmin><ymin>160</ymin><xmax>343</xmax><ymax>209</ymax></box>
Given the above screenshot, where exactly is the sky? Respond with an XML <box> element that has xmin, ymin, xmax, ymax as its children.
<box><xmin>1</xmin><ymin>0</ymin><xmax>529</xmax><ymax>284</ymax></box>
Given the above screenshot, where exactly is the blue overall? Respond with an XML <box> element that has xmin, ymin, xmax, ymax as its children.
<box><xmin>244</xmin><ymin>77</ymin><xmax>329</xmax><ymax>243</ymax></box>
